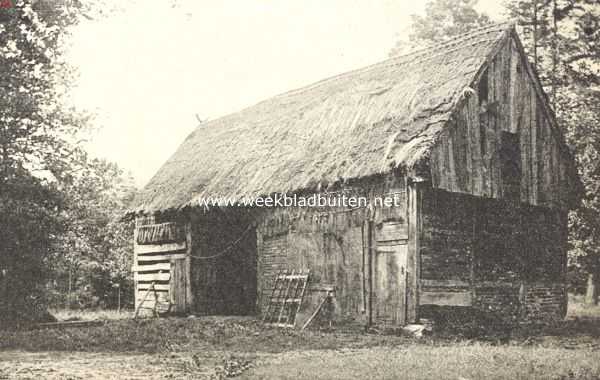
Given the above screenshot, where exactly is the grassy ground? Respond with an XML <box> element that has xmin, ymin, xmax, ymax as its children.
<box><xmin>0</xmin><ymin>298</ymin><xmax>599</xmax><ymax>379</ymax></box>
<box><xmin>49</xmin><ymin>308</ymin><xmax>133</xmax><ymax>322</ymax></box>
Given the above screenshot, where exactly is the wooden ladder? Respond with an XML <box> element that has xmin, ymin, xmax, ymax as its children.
<box><xmin>263</xmin><ymin>269</ymin><xmax>310</xmax><ymax>327</ymax></box>
<box><xmin>134</xmin><ymin>282</ymin><xmax>159</xmax><ymax>319</ymax></box>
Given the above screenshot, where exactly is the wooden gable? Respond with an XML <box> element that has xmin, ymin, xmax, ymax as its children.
<box><xmin>428</xmin><ymin>30</ymin><xmax>579</xmax><ymax>210</ymax></box>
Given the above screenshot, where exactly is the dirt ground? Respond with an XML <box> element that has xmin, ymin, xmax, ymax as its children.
<box><xmin>0</xmin><ymin>351</ymin><xmax>205</xmax><ymax>380</ymax></box>
<box><xmin>1</xmin><ymin>301</ymin><xmax>599</xmax><ymax>379</ymax></box>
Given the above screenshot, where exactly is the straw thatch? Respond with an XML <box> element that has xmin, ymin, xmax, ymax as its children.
<box><xmin>132</xmin><ymin>23</ymin><xmax>514</xmax><ymax>213</ymax></box>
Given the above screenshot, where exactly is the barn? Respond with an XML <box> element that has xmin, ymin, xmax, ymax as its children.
<box><xmin>129</xmin><ymin>23</ymin><xmax>581</xmax><ymax>328</ymax></box>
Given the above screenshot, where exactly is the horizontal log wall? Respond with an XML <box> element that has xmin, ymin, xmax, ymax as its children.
<box><xmin>420</xmin><ymin>189</ymin><xmax>473</xmax><ymax>307</ymax></box>
<box><xmin>134</xmin><ymin>214</ymin><xmax>193</xmax><ymax>316</ymax></box>
<box><xmin>419</xmin><ymin>188</ymin><xmax>567</xmax><ymax>323</ymax></box>
<box><xmin>429</xmin><ymin>35</ymin><xmax>574</xmax><ymax>210</ymax></box>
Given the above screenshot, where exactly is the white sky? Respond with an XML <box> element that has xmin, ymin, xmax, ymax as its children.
<box><xmin>66</xmin><ymin>0</ymin><xmax>505</xmax><ymax>187</ymax></box>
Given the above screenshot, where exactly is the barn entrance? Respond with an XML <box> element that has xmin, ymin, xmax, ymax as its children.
<box><xmin>191</xmin><ymin>211</ymin><xmax>258</xmax><ymax>316</ymax></box>
<box><xmin>373</xmin><ymin>221</ymin><xmax>409</xmax><ymax>326</ymax></box>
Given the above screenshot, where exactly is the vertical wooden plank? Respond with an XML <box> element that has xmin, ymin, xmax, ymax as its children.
<box><xmin>519</xmin><ymin>64</ymin><xmax>531</xmax><ymax>203</ymax></box>
<box><xmin>509</xmin><ymin>40</ymin><xmax>519</xmax><ymax>134</ymax></box>
<box><xmin>436</xmin><ymin>135</ymin><xmax>448</xmax><ymax>192</ymax></box>
<box><xmin>170</xmin><ymin>257</ymin><xmax>188</xmax><ymax>313</ymax></box>
<box><xmin>530</xmin><ymin>85</ymin><xmax>538</xmax><ymax>205</ymax></box>
<box><xmin>468</xmin><ymin>94</ymin><xmax>483</xmax><ymax>196</ymax></box>
<box><xmin>367</xmin><ymin>219</ymin><xmax>375</xmax><ymax>327</ymax></box>
<box><xmin>169</xmin><ymin>258</ymin><xmax>178</xmax><ymax>309</ymax></box>
<box><xmin>463</xmin><ymin>106</ymin><xmax>473</xmax><ymax>194</ymax></box>
<box><xmin>502</xmin><ymin>41</ymin><xmax>512</xmax><ymax>133</ymax></box>
<box><xmin>447</xmin><ymin>127</ymin><xmax>457</xmax><ymax>192</ymax></box>
<box><xmin>133</xmin><ymin>218</ymin><xmax>139</xmax><ymax>312</ymax></box>
<box><xmin>491</xmin><ymin>53</ymin><xmax>502</xmax><ymax>199</ymax></box>
<box><xmin>480</xmin><ymin>67</ymin><xmax>492</xmax><ymax>198</ymax></box>
<box><xmin>430</xmin><ymin>143</ymin><xmax>441</xmax><ymax>189</ymax></box>
<box><xmin>185</xmin><ymin>221</ymin><xmax>194</xmax><ymax>313</ymax></box>
<box><xmin>406</xmin><ymin>180</ymin><xmax>421</xmax><ymax>323</ymax></box>
<box><xmin>486</xmin><ymin>58</ymin><xmax>495</xmax><ymax>198</ymax></box>
<box><xmin>256</xmin><ymin>225</ymin><xmax>264</xmax><ymax>315</ymax></box>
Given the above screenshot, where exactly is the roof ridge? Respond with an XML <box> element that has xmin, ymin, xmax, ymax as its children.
<box><xmin>235</xmin><ymin>22</ymin><xmax>513</xmax><ymax>109</ymax></box>
<box><xmin>392</xmin><ymin>22</ymin><xmax>514</xmax><ymax>61</ymax></box>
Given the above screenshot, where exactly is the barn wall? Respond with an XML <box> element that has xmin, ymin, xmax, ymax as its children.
<box><xmin>133</xmin><ymin>215</ymin><xmax>190</xmax><ymax>316</ymax></box>
<box><xmin>429</xmin><ymin>35</ymin><xmax>574</xmax><ymax>210</ymax></box>
<box><xmin>419</xmin><ymin>188</ymin><xmax>567</xmax><ymax>323</ymax></box>
<box><xmin>256</xmin><ymin>175</ymin><xmax>413</xmax><ymax>327</ymax></box>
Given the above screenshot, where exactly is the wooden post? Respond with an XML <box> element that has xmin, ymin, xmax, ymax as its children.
<box><xmin>185</xmin><ymin>221</ymin><xmax>194</xmax><ymax>313</ymax></box>
<box><xmin>367</xmin><ymin>218</ymin><xmax>374</xmax><ymax>327</ymax></box>
<box><xmin>585</xmin><ymin>272</ymin><xmax>599</xmax><ymax>306</ymax></box>
<box><xmin>133</xmin><ymin>218</ymin><xmax>140</xmax><ymax>312</ymax></box>
<box><xmin>0</xmin><ymin>269</ymin><xmax>7</xmax><ymax>316</ymax></box>
<box><xmin>256</xmin><ymin>224</ymin><xmax>264</xmax><ymax>315</ymax></box>
<box><xmin>406</xmin><ymin>179</ymin><xmax>423</xmax><ymax>323</ymax></box>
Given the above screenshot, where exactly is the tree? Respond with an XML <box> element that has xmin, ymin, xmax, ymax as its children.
<box><xmin>50</xmin><ymin>159</ymin><xmax>137</xmax><ymax>309</ymax></box>
<box><xmin>0</xmin><ymin>170</ymin><xmax>63</xmax><ymax>326</ymax></box>
<box><xmin>505</xmin><ymin>0</ymin><xmax>600</xmax><ymax>304</ymax></box>
<box><xmin>0</xmin><ymin>0</ymin><xmax>110</xmax><ymax>326</ymax></box>
<box><xmin>390</xmin><ymin>0</ymin><xmax>492</xmax><ymax>56</ymax></box>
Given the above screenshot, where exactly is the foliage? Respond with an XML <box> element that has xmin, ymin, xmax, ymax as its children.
<box><xmin>50</xmin><ymin>159</ymin><xmax>137</xmax><ymax>309</ymax></box>
<box><xmin>0</xmin><ymin>0</ymin><xmax>88</xmax><ymax>326</ymax></box>
<box><xmin>0</xmin><ymin>0</ymin><xmax>133</xmax><ymax>324</ymax></box>
<box><xmin>505</xmin><ymin>0</ymin><xmax>600</xmax><ymax>294</ymax></box>
<box><xmin>390</xmin><ymin>0</ymin><xmax>492</xmax><ymax>56</ymax></box>
<box><xmin>0</xmin><ymin>170</ymin><xmax>63</xmax><ymax>327</ymax></box>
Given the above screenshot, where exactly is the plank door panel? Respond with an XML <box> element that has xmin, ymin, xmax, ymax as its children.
<box><xmin>170</xmin><ymin>258</ymin><xmax>188</xmax><ymax>313</ymax></box>
<box><xmin>374</xmin><ymin>221</ymin><xmax>409</xmax><ymax>326</ymax></box>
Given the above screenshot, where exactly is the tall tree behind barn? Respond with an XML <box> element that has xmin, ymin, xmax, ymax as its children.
<box><xmin>127</xmin><ymin>24</ymin><xmax>581</xmax><ymax>327</ymax></box>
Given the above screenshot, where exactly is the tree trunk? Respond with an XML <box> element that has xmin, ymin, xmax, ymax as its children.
<box><xmin>585</xmin><ymin>272</ymin><xmax>598</xmax><ymax>305</ymax></box>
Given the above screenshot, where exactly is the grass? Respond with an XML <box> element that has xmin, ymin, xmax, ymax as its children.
<box><xmin>50</xmin><ymin>308</ymin><xmax>133</xmax><ymax>322</ymax></box>
<box><xmin>247</xmin><ymin>344</ymin><xmax>600</xmax><ymax>380</ymax></box>
<box><xmin>0</xmin><ymin>297</ymin><xmax>599</xmax><ymax>379</ymax></box>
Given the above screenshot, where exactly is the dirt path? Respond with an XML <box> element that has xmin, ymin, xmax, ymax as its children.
<box><xmin>0</xmin><ymin>351</ymin><xmax>215</xmax><ymax>380</ymax></box>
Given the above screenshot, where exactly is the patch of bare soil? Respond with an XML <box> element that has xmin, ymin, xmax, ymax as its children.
<box><xmin>0</xmin><ymin>351</ymin><xmax>216</xmax><ymax>380</ymax></box>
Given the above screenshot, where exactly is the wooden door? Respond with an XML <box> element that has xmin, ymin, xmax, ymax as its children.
<box><xmin>374</xmin><ymin>222</ymin><xmax>409</xmax><ymax>326</ymax></box>
<box><xmin>170</xmin><ymin>257</ymin><xmax>188</xmax><ymax>314</ymax></box>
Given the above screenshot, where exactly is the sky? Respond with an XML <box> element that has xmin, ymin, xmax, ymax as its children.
<box><xmin>66</xmin><ymin>0</ymin><xmax>506</xmax><ymax>187</ymax></box>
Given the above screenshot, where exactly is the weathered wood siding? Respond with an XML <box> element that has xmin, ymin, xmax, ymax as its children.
<box><xmin>419</xmin><ymin>188</ymin><xmax>567</xmax><ymax>322</ymax></box>
<box><xmin>429</xmin><ymin>35</ymin><xmax>574</xmax><ymax>210</ymax></box>
<box><xmin>256</xmin><ymin>175</ymin><xmax>416</xmax><ymax>327</ymax></box>
<box><xmin>133</xmin><ymin>216</ymin><xmax>190</xmax><ymax>316</ymax></box>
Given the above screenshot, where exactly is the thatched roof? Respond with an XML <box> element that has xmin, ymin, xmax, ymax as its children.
<box><xmin>132</xmin><ymin>23</ymin><xmax>515</xmax><ymax>213</ymax></box>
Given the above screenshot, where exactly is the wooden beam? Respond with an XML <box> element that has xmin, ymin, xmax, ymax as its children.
<box><xmin>406</xmin><ymin>180</ymin><xmax>422</xmax><ymax>323</ymax></box>
<box><xmin>133</xmin><ymin>217</ymin><xmax>139</xmax><ymax>311</ymax></box>
<box><xmin>132</xmin><ymin>263</ymin><xmax>171</xmax><ymax>272</ymax></box>
<box><xmin>137</xmin><ymin>253</ymin><xmax>186</xmax><ymax>262</ymax></box>
<box><xmin>135</xmin><ymin>241</ymin><xmax>186</xmax><ymax>255</ymax></box>
<box><xmin>474</xmin><ymin>281</ymin><xmax>518</xmax><ymax>288</ymax></box>
<box><xmin>421</xmin><ymin>279</ymin><xmax>470</xmax><ymax>288</ymax></box>
<box><xmin>185</xmin><ymin>221</ymin><xmax>194</xmax><ymax>313</ymax></box>
<box><xmin>138</xmin><ymin>283</ymin><xmax>170</xmax><ymax>291</ymax></box>
<box><xmin>419</xmin><ymin>291</ymin><xmax>472</xmax><ymax>306</ymax></box>
<box><xmin>137</xmin><ymin>272</ymin><xmax>170</xmax><ymax>282</ymax></box>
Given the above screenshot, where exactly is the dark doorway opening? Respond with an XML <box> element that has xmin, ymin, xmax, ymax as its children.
<box><xmin>190</xmin><ymin>210</ymin><xmax>257</xmax><ymax>315</ymax></box>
